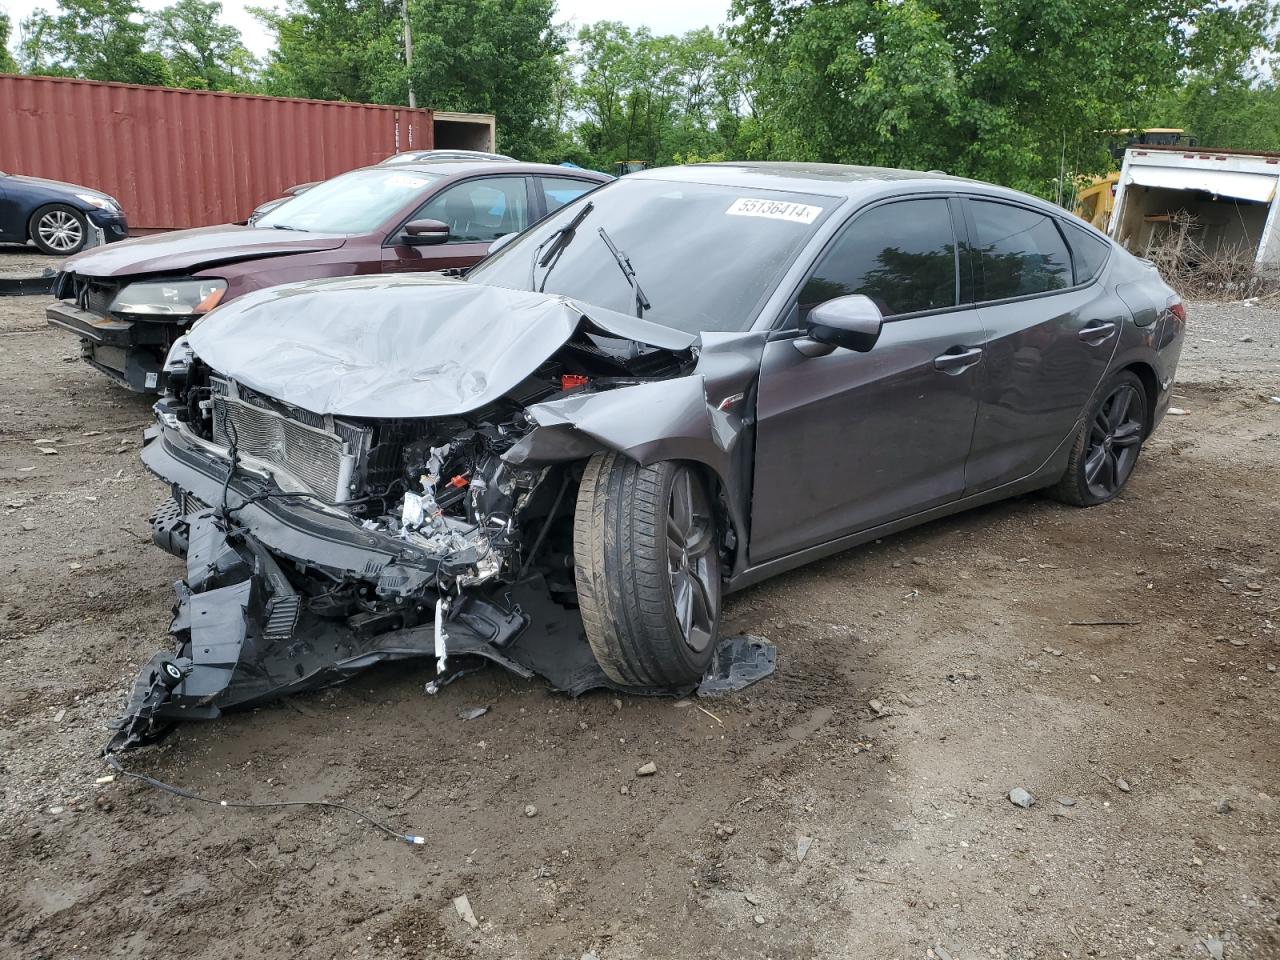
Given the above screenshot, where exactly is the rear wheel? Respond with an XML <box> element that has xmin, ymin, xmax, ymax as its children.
<box><xmin>574</xmin><ymin>452</ymin><xmax>721</xmax><ymax>687</ymax></box>
<box><xmin>1051</xmin><ymin>370</ymin><xmax>1147</xmax><ymax>506</ymax></box>
<box><xmin>29</xmin><ymin>203</ymin><xmax>88</xmax><ymax>255</ymax></box>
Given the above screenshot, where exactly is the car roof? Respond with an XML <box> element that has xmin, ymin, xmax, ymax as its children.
<box><xmin>631</xmin><ymin>160</ymin><xmax>1049</xmax><ymax>209</ymax></box>
<box><xmin>369</xmin><ymin>160</ymin><xmax>611</xmax><ymax>179</ymax></box>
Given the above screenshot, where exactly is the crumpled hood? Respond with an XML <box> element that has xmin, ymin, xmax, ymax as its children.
<box><xmin>186</xmin><ymin>274</ymin><xmax>695</xmax><ymax>418</ymax></box>
<box><xmin>63</xmin><ymin>223</ymin><xmax>348</xmax><ymax>277</ymax></box>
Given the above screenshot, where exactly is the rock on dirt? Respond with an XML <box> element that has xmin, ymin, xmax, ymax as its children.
<box><xmin>1008</xmin><ymin>787</ymin><xmax>1036</xmax><ymax>808</ymax></box>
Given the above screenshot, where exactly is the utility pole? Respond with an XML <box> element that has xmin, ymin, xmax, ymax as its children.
<box><xmin>401</xmin><ymin>0</ymin><xmax>416</xmax><ymax>109</ymax></box>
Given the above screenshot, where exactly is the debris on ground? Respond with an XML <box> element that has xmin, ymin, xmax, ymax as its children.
<box><xmin>1008</xmin><ymin>787</ymin><xmax>1036</xmax><ymax>808</ymax></box>
<box><xmin>1115</xmin><ymin>777</ymin><xmax>1132</xmax><ymax>793</ymax></box>
<box><xmin>453</xmin><ymin>894</ymin><xmax>479</xmax><ymax>929</ymax></box>
<box><xmin>1215</xmin><ymin>798</ymin><xmax>1232</xmax><ymax>814</ymax></box>
<box><xmin>524</xmin><ymin>804</ymin><xmax>538</xmax><ymax>818</ymax></box>
<box><xmin>796</xmin><ymin>835</ymin><xmax>813</xmax><ymax>862</ymax></box>
<box><xmin>635</xmin><ymin>761</ymin><xmax>657</xmax><ymax>777</ymax></box>
<box><xmin>458</xmin><ymin>706</ymin><xmax>490</xmax><ymax>721</ymax></box>
<box><xmin>696</xmin><ymin>634</ymin><xmax>776</xmax><ymax>697</ymax></box>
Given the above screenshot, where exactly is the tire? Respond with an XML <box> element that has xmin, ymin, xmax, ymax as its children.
<box><xmin>1050</xmin><ymin>370</ymin><xmax>1148</xmax><ymax>506</ymax></box>
<box><xmin>574</xmin><ymin>452</ymin><xmax>721</xmax><ymax>687</ymax></box>
<box><xmin>29</xmin><ymin>203</ymin><xmax>88</xmax><ymax>255</ymax></box>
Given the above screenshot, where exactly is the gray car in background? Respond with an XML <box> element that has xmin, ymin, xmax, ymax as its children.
<box><xmin>112</xmin><ymin>162</ymin><xmax>1184</xmax><ymax>749</ymax></box>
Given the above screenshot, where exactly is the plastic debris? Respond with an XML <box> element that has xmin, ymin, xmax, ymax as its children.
<box><xmin>457</xmin><ymin>706</ymin><xmax>490</xmax><ymax>721</ymax></box>
<box><xmin>797</xmin><ymin>835</ymin><xmax>813</xmax><ymax>862</ymax></box>
<box><xmin>635</xmin><ymin>761</ymin><xmax>657</xmax><ymax>777</ymax></box>
<box><xmin>697</xmin><ymin>634</ymin><xmax>776</xmax><ymax>697</ymax></box>
<box><xmin>453</xmin><ymin>894</ymin><xmax>479</xmax><ymax>929</ymax></box>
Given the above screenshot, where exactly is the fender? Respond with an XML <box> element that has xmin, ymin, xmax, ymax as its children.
<box><xmin>504</xmin><ymin>332</ymin><xmax>767</xmax><ymax>569</ymax></box>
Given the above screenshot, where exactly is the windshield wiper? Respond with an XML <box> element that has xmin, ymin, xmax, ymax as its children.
<box><xmin>270</xmin><ymin>223</ymin><xmax>305</xmax><ymax>232</ymax></box>
<box><xmin>596</xmin><ymin>226</ymin><xmax>651</xmax><ymax>318</ymax></box>
<box><xmin>528</xmin><ymin>201</ymin><xmax>594</xmax><ymax>292</ymax></box>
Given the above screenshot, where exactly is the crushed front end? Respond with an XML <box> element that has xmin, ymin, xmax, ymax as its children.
<box><xmin>111</xmin><ymin>303</ymin><xmax>697</xmax><ymax>750</ymax></box>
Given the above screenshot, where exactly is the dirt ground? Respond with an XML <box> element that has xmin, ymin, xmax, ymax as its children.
<box><xmin>0</xmin><ymin>245</ymin><xmax>63</xmax><ymax>279</ymax></box>
<box><xmin>1</xmin><ymin>291</ymin><xmax>1277</xmax><ymax>960</ymax></box>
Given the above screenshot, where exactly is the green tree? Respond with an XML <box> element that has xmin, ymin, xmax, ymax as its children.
<box><xmin>1149</xmin><ymin>1</ymin><xmax>1280</xmax><ymax>150</ymax></box>
<box><xmin>729</xmin><ymin>0</ymin><xmax>1280</xmax><ymax>195</ymax></box>
<box><xmin>569</xmin><ymin>22</ymin><xmax>747</xmax><ymax>170</ymax></box>
<box><xmin>152</xmin><ymin>0</ymin><xmax>257</xmax><ymax>90</ymax></box>
<box><xmin>20</xmin><ymin>0</ymin><xmax>172</xmax><ymax>84</ymax></box>
<box><xmin>1</xmin><ymin>10</ymin><xmax>18</xmax><ymax>72</ymax></box>
<box><xmin>256</xmin><ymin>0</ymin><xmax>564</xmax><ymax>160</ymax></box>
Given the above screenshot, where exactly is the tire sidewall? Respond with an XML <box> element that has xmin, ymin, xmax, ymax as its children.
<box><xmin>29</xmin><ymin>203</ymin><xmax>88</xmax><ymax>256</ymax></box>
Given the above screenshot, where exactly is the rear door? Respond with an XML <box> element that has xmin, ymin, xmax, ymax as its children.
<box><xmin>381</xmin><ymin>175</ymin><xmax>534</xmax><ymax>272</ymax></box>
<box><xmin>961</xmin><ymin>197</ymin><xmax>1125</xmax><ymax>491</ymax></box>
<box><xmin>750</xmin><ymin>196</ymin><xmax>988</xmax><ymax>562</ymax></box>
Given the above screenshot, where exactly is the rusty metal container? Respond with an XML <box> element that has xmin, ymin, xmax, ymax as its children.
<box><xmin>0</xmin><ymin>74</ymin><xmax>434</xmax><ymax>231</ymax></box>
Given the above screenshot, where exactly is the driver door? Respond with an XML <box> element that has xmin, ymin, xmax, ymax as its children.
<box><xmin>382</xmin><ymin>176</ymin><xmax>533</xmax><ymax>273</ymax></box>
<box><xmin>750</xmin><ymin>196</ymin><xmax>987</xmax><ymax>563</ymax></box>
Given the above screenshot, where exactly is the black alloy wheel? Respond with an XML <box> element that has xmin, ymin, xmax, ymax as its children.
<box><xmin>666</xmin><ymin>466</ymin><xmax>718</xmax><ymax>655</ymax></box>
<box><xmin>1051</xmin><ymin>369</ymin><xmax>1148</xmax><ymax>507</ymax></box>
<box><xmin>1084</xmin><ymin>381</ymin><xmax>1145</xmax><ymax>500</ymax></box>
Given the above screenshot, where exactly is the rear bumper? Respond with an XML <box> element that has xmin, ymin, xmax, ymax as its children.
<box><xmin>46</xmin><ymin>302</ymin><xmax>175</xmax><ymax>392</ymax></box>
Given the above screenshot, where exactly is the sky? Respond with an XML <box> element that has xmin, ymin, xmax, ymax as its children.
<box><xmin>2</xmin><ymin>0</ymin><xmax>733</xmax><ymax>59</ymax></box>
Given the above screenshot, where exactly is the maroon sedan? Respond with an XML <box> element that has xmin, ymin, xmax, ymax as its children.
<box><xmin>46</xmin><ymin>161</ymin><xmax>610</xmax><ymax>391</ymax></box>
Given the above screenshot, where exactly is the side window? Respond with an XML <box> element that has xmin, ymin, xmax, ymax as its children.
<box><xmin>413</xmin><ymin>176</ymin><xmax>529</xmax><ymax>243</ymax></box>
<box><xmin>539</xmin><ymin>176</ymin><xmax>596</xmax><ymax>215</ymax></box>
<box><xmin>968</xmin><ymin>200</ymin><xmax>1072</xmax><ymax>300</ymax></box>
<box><xmin>798</xmin><ymin>198</ymin><xmax>957</xmax><ymax>318</ymax></box>
<box><xmin>1060</xmin><ymin>219</ymin><xmax>1113</xmax><ymax>285</ymax></box>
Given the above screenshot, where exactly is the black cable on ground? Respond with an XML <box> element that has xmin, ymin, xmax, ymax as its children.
<box><xmin>103</xmin><ymin>755</ymin><xmax>427</xmax><ymax>846</ymax></box>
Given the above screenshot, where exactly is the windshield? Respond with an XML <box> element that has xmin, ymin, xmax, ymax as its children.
<box><xmin>254</xmin><ymin>168</ymin><xmax>440</xmax><ymax>233</ymax></box>
<box><xmin>468</xmin><ymin>177</ymin><xmax>838</xmax><ymax>333</ymax></box>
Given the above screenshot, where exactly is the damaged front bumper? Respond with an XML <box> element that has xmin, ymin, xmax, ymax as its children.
<box><xmin>109</xmin><ymin>424</ymin><xmax>621</xmax><ymax>752</ymax></box>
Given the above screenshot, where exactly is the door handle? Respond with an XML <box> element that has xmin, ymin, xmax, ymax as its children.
<box><xmin>1078</xmin><ymin>321</ymin><xmax>1117</xmax><ymax>343</ymax></box>
<box><xmin>933</xmin><ymin>346</ymin><xmax>983</xmax><ymax>372</ymax></box>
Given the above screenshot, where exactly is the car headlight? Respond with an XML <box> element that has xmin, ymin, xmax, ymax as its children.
<box><xmin>76</xmin><ymin>193</ymin><xmax>119</xmax><ymax>213</ymax></box>
<box><xmin>110</xmin><ymin>279</ymin><xmax>227</xmax><ymax>316</ymax></box>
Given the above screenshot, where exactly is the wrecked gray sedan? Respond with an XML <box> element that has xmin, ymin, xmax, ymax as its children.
<box><xmin>112</xmin><ymin>163</ymin><xmax>1185</xmax><ymax>749</ymax></box>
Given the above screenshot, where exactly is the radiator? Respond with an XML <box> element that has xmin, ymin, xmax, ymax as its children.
<box><xmin>209</xmin><ymin>379</ymin><xmax>370</xmax><ymax>501</ymax></box>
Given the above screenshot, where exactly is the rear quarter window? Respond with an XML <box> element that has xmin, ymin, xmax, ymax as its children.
<box><xmin>1060</xmin><ymin>219</ymin><xmax>1113</xmax><ymax>285</ymax></box>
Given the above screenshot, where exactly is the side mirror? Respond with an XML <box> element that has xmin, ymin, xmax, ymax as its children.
<box><xmin>487</xmin><ymin>232</ymin><xmax>516</xmax><ymax>255</ymax></box>
<box><xmin>796</xmin><ymin>294</ymin><xmax>883</xmax><ymax>357</ymax></box>
<box><xmin>401</xmin><ymin>219</ymin><xmax>450</xmax><ymax>246</ymax></box>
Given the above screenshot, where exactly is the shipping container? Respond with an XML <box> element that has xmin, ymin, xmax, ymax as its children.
<box><xmin>0</xmin><ymin>75</ymin><xmax>490</xmax><ymax>232</ymax></box>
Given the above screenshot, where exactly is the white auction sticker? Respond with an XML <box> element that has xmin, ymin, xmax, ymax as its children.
<box><xmin>387</xmin><ymin>175</ymin><xmax>429</xmax><ymax>189</ymax></box>
<box><xmin>725</xmin><ymin>197</ymin><xmax>821</xmax><ymax>224</ymax></box>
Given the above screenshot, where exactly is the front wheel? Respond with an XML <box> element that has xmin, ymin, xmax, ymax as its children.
<box><xmin>574</xmin><ymin>453</ymin><xmax>721</xmax><ymax>687</ymax></box>
<box><xmin>1051</xmin><ymin>370</ymin><xmax>1148</xmax><ymax>506</ymax></box>
<box><xmin>30</xmin><ymin>203</ymin><xmax>88</xmax><ymax>255</ymax></box>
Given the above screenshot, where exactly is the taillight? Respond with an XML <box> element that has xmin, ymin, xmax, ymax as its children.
<box><xmin>560</xmin><ymin>373</ymin><xmax>589</xmax><ymax>391</ymax></box>
<box><xmin>1166</xmin><ymin>295</ymin><xmax>1186</xmax><ymax>322</ymax></box>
